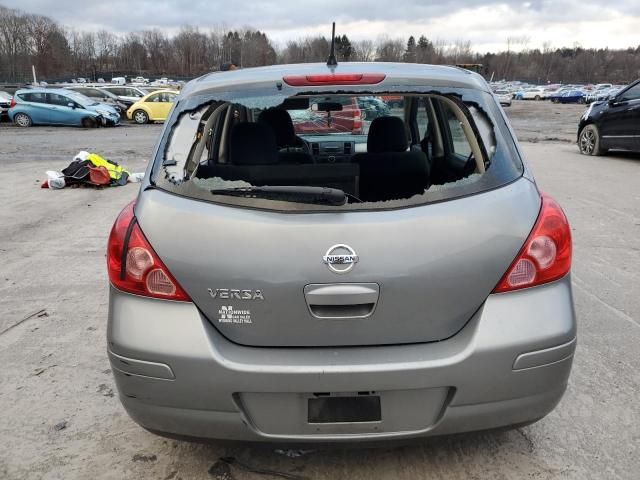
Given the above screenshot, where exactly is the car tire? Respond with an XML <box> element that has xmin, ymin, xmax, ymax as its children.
<box><xmin>578</xmin><ymin>124</ymin><xmax>606</xmax><ymax>156</ymax></box>
<box><xmin>578</xmin><ymin>97</ymin><xmax>586</xmax><ymax>104</ymax></box>
<box><xmin>14</xmin><ymin>112</ymin><xmax>32</xmax><ymax>127</ymax></box>
<box><xmin>133</xmin><ymin>110</ymin><xmax>149</xmax><ymax>124</ymax></box>
<box><xmin>534</xmin><ymin>95</ymin><xmax>541</xmax><ymax>101</ymax></box>
<box><xmin>81</xmin><ymin>117</ymin><xmax>97</xmax><ymax>128</ymax></box>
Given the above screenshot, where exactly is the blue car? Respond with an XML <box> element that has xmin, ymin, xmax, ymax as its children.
<box><xmin>559</xmin><ymin>90</ymin><xmax>586</xmax><ymax>104</ymax></box>
<box><xmin>9</xmin><ymin>88</ymin><xmax>120</xmax><ymax>127</ymax></box>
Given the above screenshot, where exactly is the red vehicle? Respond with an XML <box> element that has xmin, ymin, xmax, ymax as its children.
<box><xmin>380</xmin><ymin>95</ymin><xmax>403</xmax><ymax>108</ymax></box>
<box><xmin>290</xmin><ymin>96</ymin><xmax>363</xmax><ymax>134</ymax></box>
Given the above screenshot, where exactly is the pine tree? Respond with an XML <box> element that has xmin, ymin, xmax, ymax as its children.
<box><xmin>403</xmin><ymin>36</ymin><xmax>417</xmax><ymax>63</ymax></box>
<box><xmin>416</xmin><ymin>35</ymin><xmax>434</xmax><ymax>63</ymax></box>
<box><xmin>336</xmin><ymin>34</ymin><xmax>353</xmax><ymax>61</ymax></box>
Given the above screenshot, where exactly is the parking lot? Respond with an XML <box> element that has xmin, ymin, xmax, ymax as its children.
<box><xmin>0</xmin><ymin>101</ymin><xmax>638</xmax><ymax>479</ymax></box>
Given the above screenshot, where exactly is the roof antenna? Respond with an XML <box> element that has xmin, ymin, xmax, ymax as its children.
<box><xmin>327</xmin><ymin>22</ymin><xmax>338</xmax><ymax>67</ymax></box>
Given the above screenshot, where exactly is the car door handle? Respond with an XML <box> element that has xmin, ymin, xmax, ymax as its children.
<box><xmin>304</xmin><ymin>283</ymin><xmax>380</xmax><ymax>319</ymax></box>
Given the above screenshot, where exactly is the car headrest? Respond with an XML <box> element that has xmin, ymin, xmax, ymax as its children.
<box><xmin>229</xmin><ymin>122</ymin><xmax>278</xmax><ymax>165</ymax></box>
<box><xmin>367</xmin><ymin>116</ymin><xmax>408</xmax><ymax>154</ymax></box>
<box><xmin>258</xmin><ymin>108</ymin><xmax>296</xmax><ymax>148</ymax></box>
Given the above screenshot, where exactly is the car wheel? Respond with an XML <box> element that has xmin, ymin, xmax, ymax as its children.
<box><xmin>133</xmin><ymin>110</ymin><xmax>149</xmax><ymax>124</ymax></box>
<box><xmin>578</xmin><ymin>97</ymin><xmax>586</xmax><ymax>104</ymax></box>
<box><xmin>14</xmin><ymin>113</ymin><xmax>32</xmax><ymax>127</ymax></box>
<box><xmin>534</xmin><ymin>95</ymin><xmax>541</xmax><ymax>101</ymax></box>
<box><xmin>81</xmin><ymin>117</ymin><xmax>98</xmax><ymax>128</ymax></box>
<box><xmin>579</xmin><ymin>124</ymin><xmax>606</xmax><ymax>156</ymax></box>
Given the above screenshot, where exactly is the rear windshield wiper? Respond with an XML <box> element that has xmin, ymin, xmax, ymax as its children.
<box><xmin>210</xmin><ymin>185</ymin><xmax>347</xmax><ymax>206</ymax></box>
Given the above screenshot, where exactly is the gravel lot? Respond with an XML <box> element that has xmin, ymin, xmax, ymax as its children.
<box><xmin>0</xmin><ymin>102</ymin><xmax>638</xmax><ymax>480</ymax></box>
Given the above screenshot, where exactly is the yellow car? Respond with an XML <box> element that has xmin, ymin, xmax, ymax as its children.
<box><xmin>126</xmin><ymin>90</ymin><xmax>178</xmax><ymax>124</ymax></box>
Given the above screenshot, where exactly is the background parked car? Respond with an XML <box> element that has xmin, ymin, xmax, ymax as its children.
<box><xmin>289</xmin><ymin>96</ymin><xmax>363</xmax><ymax>134</ymax></box>
<box><xmin>380</xmin><ymin>95</ymin><xmax>403</xmax><ymax>108</ymax></box>
<box><xmin>99</xmin><ymin>85</ymin><xmax>147</xmax><ymax>105</ymax></box>
<box><xmin>585</xmin><ymin>87</ymin><xmax>618</xmax><ymax>103</ymax></box>
<box><xmin>493</xmin><ymin>90</ymin><xmax>512</xmax><ymax>106</ymax></box>
<box><xmin>0</xmin><ymin>90</ymin><xmax>12</xmax><ymax>119</ymax></box>
<box><xmin>9</xmin><ymin>88</ymin><xmax>120</xmax><ymax>127</ymax></box>
<box><xmin>64</xmin><ymin>86</ymin><xmax>129</xmax><ymax>115</ymax></box>
<box><xmin>559</xmin><ymin>90</ymin><xmax>586</xmax><ymax>104</ymax></box>
<box><xmin>547</xmin><ymin>87</ymin><xmax>573</xmax><ymax>103</ymax></box>
<box><xmin>520</xmin><ymin>87</ymin><xmax>547</xmax><ymax>100</ymax></box>
<box><xmin>357</xmin><ymin>96</ymin><xmax>391</xmax><ymax>119</ymax></box>
<box><xmin>126</xmin><ymin>90</ymin><xmax>178</xmax><ymax>124</ymax></box>
<box><xmin>578</xmin><ymin>78</ymin><xmax>640</xmax><ymax>155</ymax></box>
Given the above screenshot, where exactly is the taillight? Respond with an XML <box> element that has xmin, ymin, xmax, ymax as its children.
<box><xmin>493</xmin><ymin>193</ymin><xmax>572</xmax><ymax>293</ymax></box>
<box><xmin>283</xmin><ymin>73</ymin><xmax>386</xmax><ymax>86</ymax></box>
<box><xmin>107</xmin><ymin>201</ymin><xmax>191</xmax><ymax>301</ymax></box>
<box><xmin>9</xmin><ymin>98</ymin><xmax>16</xmax><ymax>108</ymax></box>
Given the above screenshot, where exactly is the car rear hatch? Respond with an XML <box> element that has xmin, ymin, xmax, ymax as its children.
<box><xmin>134</xmin><ymin>178</ymin><xmax>540</xmax><ymax>347</ymax></box>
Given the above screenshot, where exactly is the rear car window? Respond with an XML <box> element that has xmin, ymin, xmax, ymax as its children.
<box><xmin>19</xmin><ymin>92</ymin><xmax>47</xmax><ymax>103</ymax></box>
<box><xmin>152</xmin><ymin>84</ymin><xmax>522</xmax><ymax>212</ymax></box>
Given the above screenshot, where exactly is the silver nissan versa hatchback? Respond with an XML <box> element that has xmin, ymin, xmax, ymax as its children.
<box><xmin>107</xmin><ymin>62</ymin><xmax>576</xmax><ymax>442</ymax></box>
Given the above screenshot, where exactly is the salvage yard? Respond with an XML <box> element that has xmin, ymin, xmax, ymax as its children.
<box><xmin>0</xmin><ymin>101</ymin><xmax>639</xmax><ymax>479</ymax></box>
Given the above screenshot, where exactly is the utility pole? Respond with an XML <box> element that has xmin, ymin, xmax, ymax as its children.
<box><xmin>32</xmin><ymin>65</ymin><xmax>37</xmax><ymax>85</ymax></box>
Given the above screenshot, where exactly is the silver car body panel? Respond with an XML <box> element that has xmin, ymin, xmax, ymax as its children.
<box><xmin>108</xmin><ymin>274</ymin><xmax>576</xmax><ymax>441</ymax></box>
<box><xmin>181</xmin><ymin>62</ymin><xmax>491</xmax><ymax>98</ymax></box>
<box><xmin>134</xmin><ymin>178</ymin><xmax>540</xmax><ymax>347</ymax></box>
<box><xmin>107</xmin><ymin>62</ymin><xmax>574</xmax><ymax>440</ymax></box>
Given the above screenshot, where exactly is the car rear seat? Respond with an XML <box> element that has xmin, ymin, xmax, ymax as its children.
<box><xmin>352</xmin><ymin>116</ymin><xmax>430</xmax><ymax>201</ymax></box>
<box><xmin>200</xmin><ymin>122</ymin><xmax>360</xmax><ymax>196</ymax></box>
<box><xmin>258</xmin><ymin>108</ymin><xmax>314</xmax><ymax>164</ymax></box>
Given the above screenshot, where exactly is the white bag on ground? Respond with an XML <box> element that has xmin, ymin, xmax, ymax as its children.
<box><xmin>128</xmin><ymin>172</ymin><xmax>145</xmax><ymax>183</ymax></box>
<box><xmin>73</xmin><ymin>151</ymin><xmax>90</xmax><ymax>163</ymax></box>
<box><xmin>46</xmin><ymin>170</ymin><xmax>65</xmax><ymax>189</ymax></box>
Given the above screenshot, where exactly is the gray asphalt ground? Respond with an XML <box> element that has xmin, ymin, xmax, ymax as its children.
<box><xmin>0</xmin><ymin>101</ymin><xmax>638</xmax><ymax>479</ymax></box>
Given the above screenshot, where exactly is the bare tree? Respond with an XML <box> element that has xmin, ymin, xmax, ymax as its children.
<box><xmin>0</xmin><ymin>6</ymin><xmax>29</xmax><ymax>81</ymax></box>
<box><xmin>352</xmin><ymin>39</ymin><xmax>375</xmax><ymax>61</ymax></box>
<box><xmin>375</xmin><ymin>36</ymin><xmax>404</xmax><ymax>62</ymax></box>
<box><xmin>143</xmin><ymin>29</ymin><xmax>169</xmax><ymax>74</ymax></box>
<box><xmin>3</xmin><ymin>2</ymin><xmax>640</xmax><ymax>84</ymax></box>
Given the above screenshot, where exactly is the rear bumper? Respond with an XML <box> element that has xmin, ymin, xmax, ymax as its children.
<box><xmin>107</xmin><ymin>275</ymin><xmax>577</xmax><ymax>442</ymax></box>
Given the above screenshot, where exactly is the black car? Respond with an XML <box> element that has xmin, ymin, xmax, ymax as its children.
<box><xmin>578</xmin><ymin>79</ymin><xmax>640</xmax><ymax>155</ymax></box>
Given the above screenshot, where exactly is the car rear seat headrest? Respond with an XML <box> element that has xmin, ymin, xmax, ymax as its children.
<box><xmin>230</xmin><ymin>122</ymin><xmax>278</xmax><ymax>165</ymax></box>
<box><xmin>257</xmin><ymin>108</ymin><xmax>297</xmax><ymax>148</ymax></box>
<box><xmin>367</xmin><ymin>116</ymin><xmax>409</xmax><ymax>154</ymax></box>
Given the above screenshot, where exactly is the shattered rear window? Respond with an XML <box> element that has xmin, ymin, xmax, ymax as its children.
<box><xmin>151</xmin><ymin>85</ymin><xmax>522</xmax><ymax>212</ymax></box>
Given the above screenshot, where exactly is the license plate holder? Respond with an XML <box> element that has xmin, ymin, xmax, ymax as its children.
<box><xmin>307</xmin><ymin>395</ymin><xmax>381</xmax><ymax>424</ymax></box>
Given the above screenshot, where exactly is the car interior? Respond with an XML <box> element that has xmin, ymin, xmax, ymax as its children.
<box><xmin>170</xmin><ymin>94</ymin><xmax>489</xmax><ymax>203</ymax></box>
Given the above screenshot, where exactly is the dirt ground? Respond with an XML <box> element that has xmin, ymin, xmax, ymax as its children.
<box><xmin>505</xmin><ymin>100</ymin><xmax>586</xmax><ymax>143</ymax></box>
<box><xmin>0</xmin><ymin>102</ymin><xmax>638</xmax><ymax>480</ymax></box>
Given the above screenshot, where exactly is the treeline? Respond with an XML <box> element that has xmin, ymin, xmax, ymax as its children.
<box><xmin>2</xmin><ymin>4</ymin><xmax>640</xmax><ymax>84</ymax></box>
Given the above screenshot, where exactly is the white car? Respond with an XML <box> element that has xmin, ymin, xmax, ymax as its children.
<box><xmin>100</xmin><ymin>85</ymin><xmax>147</xmax><ymax>104</ymax></box>
<box><xmin>521</xmin><ymin>88</ymin><xmax>546</xmax><ymax>100</ymax></box>
<box><xmin>131</xmin><ymin>76</ymin><xmax>148</xmax><ymax>84</ymax></box>
<box><xmin>494</xmin><ymin>90</ymin><xmax>512</xmax><ymax>107</ymax></box>
<box><xmin>0</xmin><ymin>91</ymin><xmax>12</xmax><ymax>117</ymax></box>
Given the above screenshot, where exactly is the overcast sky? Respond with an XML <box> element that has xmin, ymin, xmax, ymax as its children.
<box><xmin>3</xmin><ymin>0</ymin><xmax>640</xmax><ymax>52</ymax></box>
